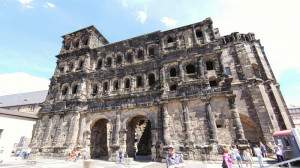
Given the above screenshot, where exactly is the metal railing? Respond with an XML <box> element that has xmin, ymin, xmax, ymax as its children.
<box><xmin>265</xmin><ymin>157</ymin><xmax>300</xmax><ymax>168</ymax></box>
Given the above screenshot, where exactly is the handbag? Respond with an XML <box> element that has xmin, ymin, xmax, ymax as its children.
<box><xmin>222</xmin><ymin>160</ymin><xmax>228</xmax><ymax>168</ymax></box>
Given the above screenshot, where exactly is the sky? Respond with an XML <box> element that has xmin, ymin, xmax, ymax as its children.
<box><xmin>0</xmin><ymin>0</ymin><xmax>299</xmax><ymax>107</ymax></box>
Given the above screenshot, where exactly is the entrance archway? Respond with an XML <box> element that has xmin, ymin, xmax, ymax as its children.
<box><xmin>240</xmin><ymin>114</ymin><xmax>264</xmax><ymax>145</ymax></box>
<box><xmin>126</xmin><ymin>115</ymin><xmax>152</xmax><ymax>159</ymax></box>
<box><xmin>90</xmin><ymin>119</ymin><xmax>109</xmax><ymax>159</ymax></box>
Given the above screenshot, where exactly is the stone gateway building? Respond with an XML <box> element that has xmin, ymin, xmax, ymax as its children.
<box><xmin>30</xmin><ymin>18</ymin><xmax>294</xmax><ymax>161</ymax></box>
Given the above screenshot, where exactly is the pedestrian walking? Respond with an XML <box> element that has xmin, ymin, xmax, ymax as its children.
<box><xmin>118</xmin><ymin>149</ymin><xmax>123</xmax><ymax>164</ymax></box>
<box><xmin>243</xmin><ymin>149</ymin><xmax>253</xmax><ymax>168</ymax></box>
<box><xmin>232</xmin><ymin>145</ymin><xmax>243</xmax><ymax>167</ymax></box>
<box><xmin>74</xmin><ymin>149</ymin><xmax>80</xmax><ymax>162</ymax></box>
<box><xmin>254</xmin><ymin>145</ymin><xmax>264</xmax><ymax>168</ymax></box>
<box><xmin>260</xmin><ymin>142</ymin><xmax>268</xmax><ymax>158</ymax></box>
<box><xmin>274</xmin><ymin>144</ymin><xmax>284</xmax><ymax>163</ymax></box>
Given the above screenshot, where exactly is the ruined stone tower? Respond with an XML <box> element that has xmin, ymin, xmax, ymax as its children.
<box><xmin>30</xmin><ymin>18</ymin><xmax>293</xmax><ymax>161</ymax></box>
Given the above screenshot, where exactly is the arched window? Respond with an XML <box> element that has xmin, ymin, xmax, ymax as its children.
<box><xmin>77</xmin><ymin>60</ymin><xmax>84</xmax><ymax>70</ymax></box>
<box><xmin>137</xmin><ymin>76</ymin><xmax>143</xmax><ymax>87</ymax></box>
<box><xmin>170</xmin><ymin>84</ymin><xmax>177</xmax><ymax>91</ymax></box>
<box><xmin>116</xmin><ymin>55</ymin><xmax>122</xmax><ymax>65</ymax></box>
<box><xmin>206</xmin><ymin>61</ymin><xmax>214</xmax><ymax>70</ymax></box>
<box><xmin>74</xmin><ymin>40</ymin><xmax>80</xmax><ymax>48</ymax></box>
<box><xmin>167</xmin><ymin>36</ymin><xmax>174</xmax><ymax>43</ymax></box>
<box><xmin>92</xmin><ymin>84</ymin><xmax>98</xmax><ymax>96</ymax></box>
<box><xmin>186</xmin><ymin>64</ymin><xmax>195</xmax><ymax>74</ymax></box>
<box><xmin>65</xmin><ymin>41</ymin><xmax>70</xmax><ymax>50</ymax></box>
<box><xmin>59</xmin><ymin>67</ymin><xmax>64</xmax><ymax>73</ymax></box>
<box><xmin>113</xmin><ymin>80</ymin><xmax>119</xmax><ymax>90</ymax></box>
<box><xmin>196</xmin><ymin>30</ymin><xmax>203</xmax><ymax>38</ymax></box>
<box><xmin>170</xmin><ymin>67</ymin><xmax>177</xmax><ymax>77</ymax></box>
<box><xmin>103</xmin><ymin>82</ymin><xmax>108</xmax><ymax>91</ymax></box>
<box><xmin>107</xmin><ymin>57</ymin><xmax>112</xmax><ymax>67</ymax></box>
<box><xmin>137</xmin><ymin>50</ymin><xmax>143</xmax><ymax>59</ymax></box>
<box><xmin>127</xmin><ymin>52</ymin><xmax>133</xmax><ymax>62</ymax></box>
<box><xmin>148</xmin><ymin>73</ymin><xmax>155</xmax><ymax>86</ymax></box>
<box><xmin>72</xmin><ymin>84</ymin><xmax>78</xmax><ymax>94</ymax></box>
<box><xmin>62</xmin><ymin>86</ymin><xmax>68</xmax><ymax>95</ymax></box>
<box><xmin>125</xmin><ymin>78</ymin><xmax>130</xmax><ymax>89</ymax></box>
<box><xmin>149</xmin><ymin>47</ymin><xmax>155</xmax><ymax>56</ymax></box>
<box><xmin>83</xmin><ymin>38</ymin><xmax>89</xmax><ymax>45</ymax></box>
<box><xmin>96</xmin><ymin>60</ymin><xmax>102</xmax><ymax>69</ymax></box>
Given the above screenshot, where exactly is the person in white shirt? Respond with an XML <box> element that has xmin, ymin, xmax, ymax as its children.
<box><xmin>253</xmin><ymin>145</ymin><xmax>264</xmax><ymax>168</ymax></box>
<box><xmin>232</xmin><ymin>145</ymin><xmax>243</xmax><ymax>167</ymax></box>
<box><xmin>274</xmin><ymin>144</ymin><xmax>284</xmax><ymax>163</ymax></box>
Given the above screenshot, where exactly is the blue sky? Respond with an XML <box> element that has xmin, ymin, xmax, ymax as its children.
<box><xmin>0</xmin><ymin>0</ymin><xmax>299</xmax><ymax>107</ymax></box>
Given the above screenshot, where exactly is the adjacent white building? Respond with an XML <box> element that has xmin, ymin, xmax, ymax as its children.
<box><xmin>0</xmin><ymin>91</ymin><xmax>47</xmax><ymax>157</ymax></box>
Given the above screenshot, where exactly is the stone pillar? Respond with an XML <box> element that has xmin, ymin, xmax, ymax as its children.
<box><xmin>199</xmin><ymin>58</ymin><xmax>204</xmax><ymax>79</ymax></box>
<box><xmin>42</xmin><ymin>115</ymin><xmax>53</xmax><ymax>146</ymax></box>
<box><xmin>160</xmin><ymin>36</ymin><xmax>165</xmax><ymax>52</ymax></box>
<box><xmin>205</xmin><ymin>102</ymin><xmax>218</xmax><ymax>142</ymax></box>
<box><xmin>228</xmin><ymin>96</ymin><xmax>246</xmax><ymax>140</ymax></box>
<box><xmin>52</xmin><ymin>114</ymin><xmax>63</xmax><ymax>146</ymax></box>
<box><xmin>66</xmin><ymin>112</ymin><xmax>80</xmax><ymax>147</ymax></box>
<box><xmin>192</xmin><ymin>26</ymin><xmax>199</xmax><ymax>45</ymax></box>
<box><xmin>31</xmin><ymin>119</ymin><xmax>42</xmax><ymax>146</ymax></box>
<box><xmin>161</xmin><ymin>66</ymin><xmax>169</xmax><ymax>97</ymax></box>
<box><xmin>77</xmin><ymin>113</ymin><xmax>86</xmax><ymax>146</ymax></box>
<box><xmin>114</xmin><ymin>111</ymin><xmax>121</xmax><ymax>145</ymax></box>
<box><xmin>83</xmin><ymin>53</ymin><xmax>90</xmax><ymax>73</ymax></box>
<box><xmin>160</xmin><ymin>101</ymin><xmax>170</xmax><ymax>145</ymax></box>
<box><xmin>180</xmin><ymin>99</ymin><xmax>193</xmax><ymax>145</ymax></box>
<box><xmin>178</xmin><ymin>61</ymin><xmax>185</xmax><ymax>81</ymax></box>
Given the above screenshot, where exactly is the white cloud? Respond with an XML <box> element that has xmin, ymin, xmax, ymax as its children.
<box><xmin>18</xmin><ymin>0</ymin><xmax>33</xmax><ymax>4</ymax></box>
<box><xmin>136</xmin><ymin>10</ymin><xmax>147</xmax><ymax>24</ymax></box>
<box><xmin>45</xmin><ymin>2</ymin><xmax>55</xmax><ymax>8</ymax></box>
<box><xmin>0</xmin><ymin>72</ymin><xmax>50</xmax><ymax>96</ymax></box>
<box><xmin>122</xmin><ymin>0</ymin><xmax>128</xmax><ymax>7</ymax></box>
<box><xmin>161</xmin><ymin>17</ymin><xmax>177</xmax><ymax>27</ymax></box>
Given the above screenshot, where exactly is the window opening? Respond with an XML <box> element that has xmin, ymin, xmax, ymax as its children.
<box><xmin>209</xmin><ymin>80</ymin><xmax>218</xmax><ymax>87</ymax></box>
<box><xmin>137</xmin><ymin>50</ymin><xmax>143</xmax><ymax>59</ymax></box>
<box><xmin>167</xmin><ymin>36</ymin><xmax>174</xmax><ymax>43</ymax></box>
<box><xmin>74</xmin><ymin>40</ymin><xmax>79</xmax><ymax>48</ymax></box>
<box><xmin>186</xmin><ymin>64</ymin><xmax>195</xmax><ymax>74</ymax></box>
<box><xmin>170</xmin><ymin>84</ymin><xmax>177</xmax><ymax>91</ymax></box>
<box><xmin>196</xmin><ymin>30</ymin><xmax>203</xmax><ymax>38</ymax></box>
<box><xmin>148</xmin><ymin>74</ymin><xmax>155</xmax><ymax>86</ymax></box>
<box><xmin>127</xmin><ymin>53</ymin><xmax>133</xmax><ymax>62</ymax></box>
<box><xmin>107</xmin><ymin>57</ymin><xmax>112</xmax><ymax>67</ymax></box>
<box><xmin>170</xmin><ymin>67</ymin><xmax>177</xmax><ymax>77</ymax></box>
<box><xmin>78</xmin><ymin>60</ymin><xmax>84</xmax><ymax>70</ymax></box>
<box><xmin>125</xmin><ymin>79</ymin><xmax>130</xmax><ymax>89</ymax></box>
<box><xmin>72</xmin><ymin>85</ymin><xmax>78</xmax><ymax>94</ymax></box>
<box><xmin>103</xmin><ymin>82</ymin><xmax>108</xmax><ymax>91</ymax></box>
<box><xmin>92</xmin><ymin>84</ymin><xmax>98</xmax><ymax>96</ymax></box>
<box><xmin>206</xmin><ymin>61</ymin><xmax>214</xmax><ymax>70</ymax></box>
<box><xmin>96</xmin><ymin>60</ymin><xmax>102</xmax><ymax>69</ymax></box>
<box><xmin>83</xmin><ymin>38</ymin><xmax>89</xmax><ymax>45</ymax></box>
<box><xmin>149</xmin><ymin>48</ymin><xmax>155</xmax><ymax>56</ymax></box>
<box><xmin>62</xmin><ymin>87</ymin><xmax>68</xmax><ymax>95</ymax></box>
<box><xmin>114</xmin><ymin>80</ymin><xmax>119</xmax><ymax>90</ymax></box>
<box><xmin>137</xmin><ymin>76</ymin><xmax>143</xmax><ymax>87</ymax></box>
<box><xmin>117</xmin><ymin>55</ymin><xmax>122</xmax><ymax>65</ymax></box>
<box><xmin>69</xmin><ymin>63</ymin><xmax>73</xmax><ymax>72</ymax></box>
<box><xmin>283</xmin><ymin>137</ymin><xmax>292</xmax><ymax>148</ymax></box>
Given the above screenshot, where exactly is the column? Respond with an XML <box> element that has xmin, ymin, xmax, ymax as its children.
<box><xmin>161</xmin><ymin>66</ymin><xmax>169</xmax><ymax>97</ymax></box>
<box><xmin>77</xmin><ymin>113</ymin><xmax>86</xmax><ymax>146</ymax></box>
<box><xmin>178</xmin><ymin>61</ymin><xmax>185</xmax><ymax>81</ymax></box>
<box><xmin>228</xmin><ymin>96</ymin><xmax>246</xmax><ymax>140</ymax></box>
<box><xmin>206</xmin><ymin>102</ymin><xmax>218</xmax><ymax>142</ymax></box>
<box><xmin>161</xmin><ymin>102</ymin><xmax>170</xmax><ymax>145</ymax></box>
<box><xmin>192</xmin><ymin>26</ymin><xmax>199</xmax><ymax>45</ymax></box>
<box><xmin>52</xmin><ymin>114</ymin><xmax>63</xmax><ymax>146</ymax></box>
<box><xmin>66</xmin><ymin>112</ymin><xmax>80</xmax><ymax>147</ymax></box>
<box><xmin>114</xmin><ymin>111</ymin><xmax>121</xmax><ymax>145</ymax></box>
<box><xmin>181</xmin><ymin>99</ymin><xmax>193</xmax><ymax>145</ymax></box>
<box><xmin>42</xmin><ymin>115</ymin><xmax>53</xmax><ymax>146</ymax></box>
<box><xmin>199</xmin><ymin>58</ymin><xmax>204</xmax><ymax>78</ymax></box>
<box><xmin>31</xmin><ymin>119</ymin><xmax>42</xmax><ymax>146</ymax></box>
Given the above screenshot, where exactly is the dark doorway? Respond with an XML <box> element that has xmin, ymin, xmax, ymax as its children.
<box><xmin>91</xmin><ymin>119</ymin><xmax>109</xmax><ymax>159</ymax></box>
<box><xmin>126</xmin><ymin>115</ymin><xmax>152</xmax><ymax>160</ymax></box>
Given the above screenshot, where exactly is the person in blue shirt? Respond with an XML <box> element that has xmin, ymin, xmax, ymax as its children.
<box><xmin>166</xmin><ymin>145</ymin><xmax>184</xmax><ymax>168</ymax></box>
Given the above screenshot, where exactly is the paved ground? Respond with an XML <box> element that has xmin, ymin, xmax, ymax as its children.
<box><xmin>0</xmin><ymin>156</ymin><xmax>296</xmax><ymax>168</ymax></box>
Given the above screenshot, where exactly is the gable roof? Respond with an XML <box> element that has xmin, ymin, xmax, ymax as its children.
<box><xmin>0</xmin><ymin>90</ymin><xmax>48</xmax><ymax>107</ymax></box>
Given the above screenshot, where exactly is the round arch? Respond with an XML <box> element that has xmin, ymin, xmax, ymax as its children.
<box><xmin>239</xmin><ymin>113</ymin><xmax>264</xmax><ymax>145</ymax></box>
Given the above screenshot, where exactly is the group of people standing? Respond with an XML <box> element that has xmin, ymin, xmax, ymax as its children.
<box><xmin>223</xmin><ymin>142</ymin><xmax>285</xmax><ymax>168</ymax></box>
<box><xmin>67</xmin><ymin>149</ymin><xmax>86</xmax><ymax>162</ymax></box>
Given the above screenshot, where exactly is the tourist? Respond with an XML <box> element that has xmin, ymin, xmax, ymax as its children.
<box><xmin>118</xmin><ymin>149</ymin><xmax>123</xmax><ymax>164</ymax></box>
<box><xmin>260</xmin><ymin>142</ymin><xmax>268</xmax><ymax>158</ymax></box>
<box><xmin>166</xmin><ymin>145</ymin><xmax>184</xmax><ymax>168</ymax></box>
<box><xmin>74</xmin><ymin>149</ymin><xmax>80</xmax><ymax>162</ymax></box>
<box><xmin>243</xmin><ymin>149</ymin><xmax>253</xmax><ymax>168</ymax></box>
<box><xmin>25</xmin><ymin>147</ymin><xmax>31</xmax><ymax>159</ymax></box>
<box><xmin>68</xmin><ymin>149</ymin><xmax>75</xmax><ymax>161</ymax></box>
<box><xmin>134</xmin><ymin>145</ymin><xmax>138</xmax><ymax>160</ymax></box>
<box><xmin>253</xmin><ymin>145</ymin><xmax>264</xmax><ymax>167</ymax></box>
<box><xmin>274</xmin><ymin>144</ymin><xmax>284</xmax><ymax>163</ymax></box>
<box><xmin>223</xmin><ymin>147</ymin><xmax>232</xmax><ymax>168</ymax></box>
<box><xmin>232</xmin><ymin>145</ymin><xmax>243</xmax><ymax>167</ymax></box>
